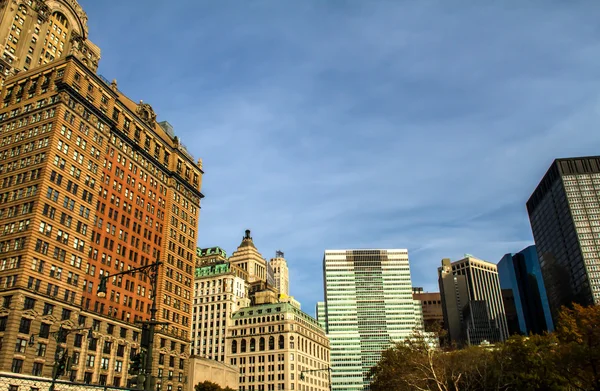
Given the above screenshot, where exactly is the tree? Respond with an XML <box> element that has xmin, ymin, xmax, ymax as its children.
<box><xmin>194</xmin><ymin>380</ymin><xmax>235</xmax><ymax>391</ymax></box>
<box><xmin>370</xmin><ymin>332</ymin><xmax>464</xmax><ymax>391</ymax></box>
<box><xmin>370</xmin><ymin>305</ymin><xmax>600</xmax><ymax>391</ymax></box>
<box><xmin>554</xmin><ymin>304</ymin><xmax>600</xmax><ymax>391</ymax></box>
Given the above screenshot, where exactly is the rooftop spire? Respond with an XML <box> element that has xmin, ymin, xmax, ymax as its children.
<box><xmin>239</xmin><ymin>229</ymin><xmax>255</xmax><ymax>248</ymax></box>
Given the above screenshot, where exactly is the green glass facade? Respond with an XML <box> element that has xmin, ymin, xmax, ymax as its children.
<box><xmin>322</xmin><ymin>249</ymin><xmax>417</xmax><ymax>391</ymax></box>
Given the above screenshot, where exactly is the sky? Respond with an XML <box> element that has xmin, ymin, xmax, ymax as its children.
<box><xmin>80</xmin><ymin>0</ymin><xmax>600</xmax><ymax>316</ymax></box>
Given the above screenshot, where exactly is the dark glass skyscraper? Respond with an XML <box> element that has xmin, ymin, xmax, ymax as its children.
<box><xmin>497</xmin><ymin>245</ymin><xmax>554</xmax><ymax>335</ymax></box>
<box><xmin>527</xmin><ymin>157</ymin><xmax>600</xmax><ymax>322</ymax></box>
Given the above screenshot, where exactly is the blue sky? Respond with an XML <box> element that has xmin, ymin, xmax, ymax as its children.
<box><xmin>81</xmin><ymin>0</ymin><xmax>600</xmax><ymax>316</ymax></box>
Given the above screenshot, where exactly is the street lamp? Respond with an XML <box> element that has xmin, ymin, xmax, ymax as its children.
<box><xmin>96</xmin><ymin>277</ymin><xmax>108</xmax><ymax>298</ymax></box>
<box><xmin>300</xmin><ymin>367</ymin><xmax>333</xmax><ymax>391</ymax></box>
<box><xmin>96</xmin><ymin>261</ymin><xmax>166</xmax><ymax>391</ymax></box>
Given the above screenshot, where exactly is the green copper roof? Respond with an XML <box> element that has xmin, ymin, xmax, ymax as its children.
<box><xmin>196</xmin><ymin>246</ymin><xmax>227</xmax><ymax>258</ymax></box>
<box><xmin>195</xmin><ymin>262</ymin><xmax>232</xmax><ymax>278</ymax></box>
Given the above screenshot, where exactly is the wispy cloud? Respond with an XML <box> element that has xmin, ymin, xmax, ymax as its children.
<box><xmin>82</xmin><ymin>0</ymin><xmax>600</xmax><ymax>315</ymax></box>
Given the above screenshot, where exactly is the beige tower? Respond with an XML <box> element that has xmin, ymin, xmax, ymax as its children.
<box><xmin>191</xmin><ymin>248</ymin><xmax>249</xmax><ymax>363</ymax></box>
<box><xmin>229</xmin><ymin>230</ymin><xmax>268</xmax><ymax>284</ymax></box>
<box><xmin>0</xmin><ymin>0</ymin><xmax>100</xmax><ymax>82</ymax></box>
<box><xmin>269</xmin><ymin>250</ymin><xmax>289</xmax><ymax>296</ymax></box>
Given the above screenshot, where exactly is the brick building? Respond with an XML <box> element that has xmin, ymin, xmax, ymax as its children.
<box><xmin>0</xmin><ymin>1</ymin><xmax>203</xmax><ymax>389</ymax></box>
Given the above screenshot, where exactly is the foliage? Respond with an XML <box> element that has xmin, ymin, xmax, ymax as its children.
<box><xmin>370</xmin><ymin>304</ymin><xmax>600</xmax><ymax>391</ymax></box>
<box><xmin>194</xmin><ymin>380</ymin><xmax>235</xmax><ymax>391</ymax></box>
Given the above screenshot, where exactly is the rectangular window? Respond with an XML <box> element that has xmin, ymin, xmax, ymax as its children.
<box><xmin>86</xmin><ymin>355</ymin><xmax>95</xmax><ymax>368</ymax></box>
<box><xmin>32</xmin><ymin>361</ymin><xmax>43</xmax><ymax>376</ymax></box>
<box><xmin>18</xmin><ymin>317</ymin><xmax>31</xmax><ymax>334</ymax></box>
<box><xmin>23</xmin><ymin>297</ymin><xmax>35</xmax><ymax>310</ymax></box>
<box><xmin>11</xmin><ymin>358</ymin><xmax>23</xmax><ymax>373</ymax></box>
<box><xmin>15</xmin><ymin>338</ymin><xmax>27</xmax><ymax>353</ymax></box>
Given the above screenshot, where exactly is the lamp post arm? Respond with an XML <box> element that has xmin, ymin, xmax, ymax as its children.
<box><xmin>100</xmin><ymin>261</ymin><xmax>162</xmax><ymax>281</ymax></box>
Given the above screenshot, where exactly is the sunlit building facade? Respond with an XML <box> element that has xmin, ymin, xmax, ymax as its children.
<box><xmin>191</xmin><ymin>248</ymin><xmax>249</xmax><ymax>362</ymax></box>
<box><xmin>0</xmin><ymin>1</ymin><xmax>204</xmax><ymax>389</ymax></box>
<box><xmin>228</xmin><ymin>301</ymin><xmax>330</xmax><ymax>391</ymax></box>
<box><xmin>322</xmin><ymin>249</ymin><xmax>418</xmax><ymax>391</ymax></box>
<box><xmin>438</xmin><ymin>256</ymin><xmax>508</xmax><ymax>346</ymax></box>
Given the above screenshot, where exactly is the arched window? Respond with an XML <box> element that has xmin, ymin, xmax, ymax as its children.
<box><xmin>231</xmin><ymin>340</ymin><xmax>237</xmax><ymax>354</ymax></box>
<box><xmin>259</xmin><ymin>337</ymin><xmax>265</xmax><ymax>351</ymax></box>
<box><xmin>241</xmin><ymin>339</ymin><xmax>247</xmax><ymax>353</ymax></box>
<box><xmin>269</xmin><ymin>336</ymin><xmax>275</xmax><ymax>350</ymax></box>
<box><xmin>250</xmin><ymin>338</ymin><xmax>256</xmax><ymax>352</ymax></box>
<box><xmin>278</xmin><ymin>335</ymin><xmax>284</xmax><ymax>349</ymax></box>
<box><xmin>52</xmin><ymin>11</ymin><xmax>69</xmax><ymax>28</ymax></box>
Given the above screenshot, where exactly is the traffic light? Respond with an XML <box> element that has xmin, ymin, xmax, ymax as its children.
<box><xmin>129</xmin><ymin>373</ymin><xmax>146</xmax><ymax>391</ymax></box>
<box><xmin>56</xmin><ymin>350</ymin><xmax>69</xmax><ymax>377</ymax></box>
<box><xmin>129</xmin><ymin>351</ymin><xmax>144</xmax><ymax>375</ymax></box>
<box><xmin>97</xmin><ymin>276</ymin><xmax>108</xmax><ymax>298</ymax></box>
<box><xmin>129</xmin><ymin>352</ymin><xmax>146</xmax><ymax>391</ymax></box>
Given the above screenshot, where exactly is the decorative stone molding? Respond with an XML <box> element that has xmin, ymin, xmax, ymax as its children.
<box><xmin>136</xmin><ymin>100</ymin><xmax>157</xmax><ymax>126</ymax></box>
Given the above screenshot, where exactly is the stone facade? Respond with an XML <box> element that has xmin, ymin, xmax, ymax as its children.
<box><xmin>228</xmin><ymin>302</ymin><xmax>330</xmax><ymax>391</ymax></box>
<box><xmin>268</xmin><ymin>251</ymin><xmax>289</xmax><ymax>296</ymax></box>
<box><xmin>0</xmin><ymin>0</ymin><xmax>100</xmax><ymax>82</ymax></box>
<box><xmin>186</xmin><ymin>357</ymin><xmax>238</xmax><ymax>391</ymax></box>
<box><xmin>229</xmin><ymin>231</ymin><xmax>269</xmax><ymax>284</ymax></box>
<box><xmin>191</xmin><ymin>258</ymin><xmax>249</xmax><ymax>362</ymax></box>
<box><xmin>0</xmin><ymin>3</ymin><xmax>204</xmax><ymax>387</ymax></box>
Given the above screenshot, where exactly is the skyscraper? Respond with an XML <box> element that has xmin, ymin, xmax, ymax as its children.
<box><xmin>322</xmin><ymin>249</ymin><xmax>418</xmax><ymax>391</ymax></box>
<box><xmin>229</xmin><ymin>230</ymin><xmax>269</xmax><ymax>285</ymax></box>
<box><xmin>497</xmin><ymin>245</ymin><xmax>554</xmax><ymax>335</ymax></box>
<box><xmin>0</xmin><ymin>0</ymin><xmax>100</xmax><ymax>82</ymax></box>
<box><xmin>527</xmin><ymin>157</ymin><xmax>600</xmax><ymax>321</ymax></box>
<box><xmin>269</xmin><ymin>250</ymin><xmax>289</xmax><ymax>296</ymax></box>
<box><xmin>315</xmin><ymin>301</ymin><xmax>326</xmax><ymax>330</ymax></box>
<box><xmin>438</xmin><ymin>256</ymin><xmax>508</xmax><ymax>346</ymax></box>
<box><xmin>0</xmin><ymin>1</ymin><xmax>203</xmax><ymax>388</ymax></box>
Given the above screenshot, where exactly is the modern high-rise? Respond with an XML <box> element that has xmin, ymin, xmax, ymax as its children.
<box><xmin>191</xmin><ymin>248</ymin><xmax>249</xmax><ymax>362</ymax></box>
<box><xmin>315</xmin><ymin>301</ymin><xmax>326</xmax><ymax>330</ymax></box>
<box><xmin>322</xmin><ymin>249</ymin><xmax>418</xmax><ymax>391</ymax></box>
<box><xmin>527</xmin><ymin>157</ymin><xmax>600</xmax><ymax>322</ymax></box>
<box><xmin>497</xmin><ymin>245</ymin><xmax>554</xmax><ymax>335</ymax></box>
<box><xmin>269</xmin><ymin>250</ymin><xmax>289</xmax><ymax>296</ymax></box>
<box><xmin>0</xmin><ymin>1</ymin><xmax>204</xmax><ymax>388</ymax></box>
<box><xmin>438</xmin><ymin>256</ymin><xmax>508</xmax><ymax>346</ymax></box>
<box><xmin>0</xmin><ymin>0</ymin><xmax>101</xmax><ymax>82</ymax></box>
<box><xmin>227</xmin><ymin>299</ymin><xmax>331</xmax><ymax>391</ymax></box>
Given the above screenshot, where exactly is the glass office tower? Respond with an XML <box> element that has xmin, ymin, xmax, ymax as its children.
<box><xmin>497</xmin><ymin>245</ymin><xmax>554</xmax><ymax>335</ymax></box>
<box><xmin>322</xmin><ymin>249</ymin><xmax>417</xmax><ymax>391</ymax></box>
<box><xmin>527</xmin><ymin>157</ymin><xmax>600</xmax><ymax>322</ymax></box>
